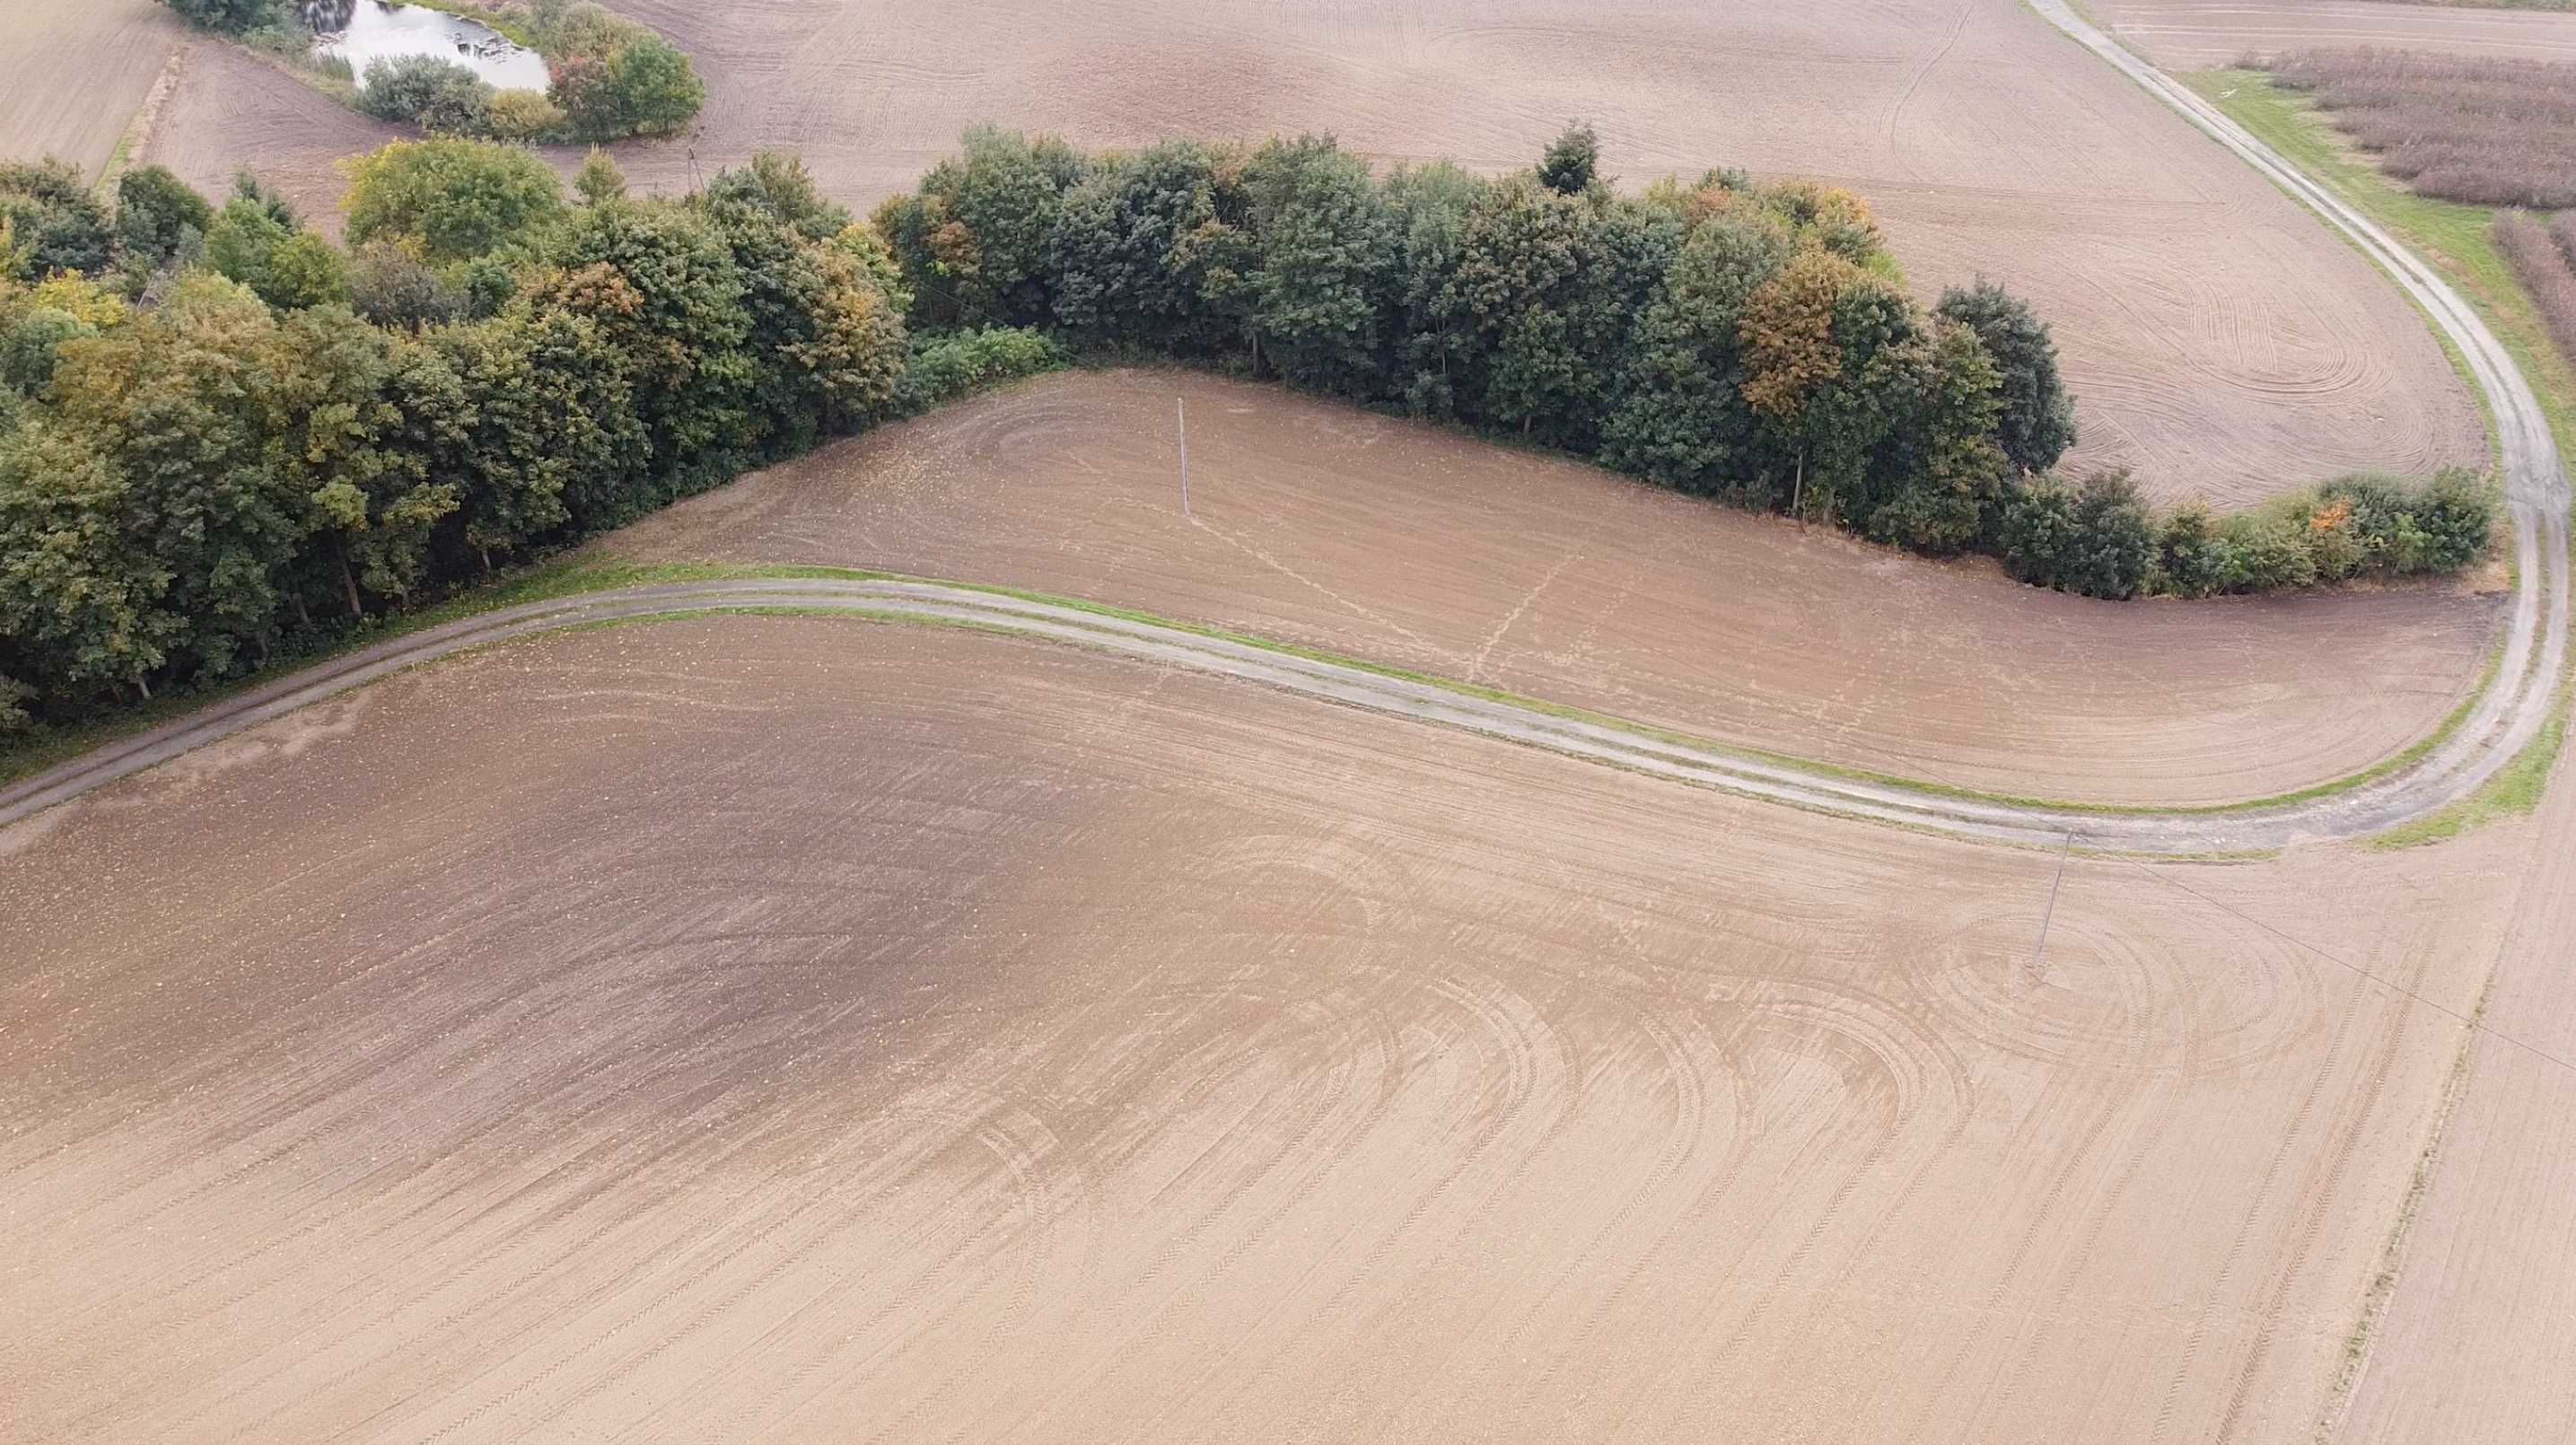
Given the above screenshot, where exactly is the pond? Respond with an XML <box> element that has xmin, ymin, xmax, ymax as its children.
<box><xmin>306</xmin><ymin>1</ymin><xmax>552</xmax><ymax>93</ymax></box>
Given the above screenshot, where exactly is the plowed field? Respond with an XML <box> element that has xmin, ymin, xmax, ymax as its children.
<box><xmin>605</xmin><ymin>369</ymin><xmax>2504</xmax><ymax>808</ymax></box>
<box><xmin>0</xmin><ymin>0</ymin><xmax>178</xmax><ymax>175</ymax></box>
<box><xmin>0</xmin><ymin>617</ymin><xmax>2535</xmax><ymax>1441</ymax></box>
<box><xmin>128</xmin><ymin>0</ymin><xmax>2488</xmax><ymax>505</ymax></box>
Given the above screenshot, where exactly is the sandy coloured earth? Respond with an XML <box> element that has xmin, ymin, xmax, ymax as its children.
<box><xmin>122</xmin><ymin>0</ymin><xmax>2488</xmax><ymax>508</ymax></box>
<box><xmin>0</xmin><ymin>0</ymin><xmax>179</xmax><ymax>176</ymax></box>
<box><xmin>0</xmin><ymin>617</ymin><xmax>2546</xmax><ymax>1441</ymax></box>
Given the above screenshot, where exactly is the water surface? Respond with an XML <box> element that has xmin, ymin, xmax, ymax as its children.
<box><xmin>309</xmin><ymin>1</ymin><xmax>551</xmax><ymax>92</ymax></box>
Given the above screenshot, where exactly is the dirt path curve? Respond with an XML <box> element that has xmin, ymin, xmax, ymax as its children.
<box><xmin>0</xmin><ymin>575</ymin><xmax>2540</xmax><ymax>854</ymax></box>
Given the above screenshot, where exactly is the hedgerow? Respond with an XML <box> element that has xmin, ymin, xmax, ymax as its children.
<box><xmin>0</xmin><ymin>129</ymin><xmax>2497</xmax><ymax>741</ymax></box>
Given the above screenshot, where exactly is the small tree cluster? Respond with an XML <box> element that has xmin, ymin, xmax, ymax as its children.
<box><xmin>0</xmin><ymin>144</ymin><xmax>909</xmax><ymax>731</ymax></box>
<box><xmin>352</xmin><ymin>56</ymin><xmax>572</xmax><ymax>143</ymax></box>
<box><xmin>530</xmin><ymin>0</ymin><xmax>705</xmax><ymax>141</ymax></box>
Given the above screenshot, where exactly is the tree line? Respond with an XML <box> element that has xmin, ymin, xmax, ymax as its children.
<box><xmin>0</xmin><ymin>127</ymin><xmax>2497</xmax><ymax>740</ymax></box>
<box><xmin>0</xmin><ymin>145</ymin><xmax>1051</xmax><ymax>735</ymax></box>
<box><xmin>869</xmin><ymin>125</ymin><xmax>2493</xmax><ymax>600</ymax></box>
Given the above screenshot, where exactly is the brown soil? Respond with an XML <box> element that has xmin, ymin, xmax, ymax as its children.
<box><xmin>603</xmin><ymin>369</ymin><xmax>2503</xmax><ymax>808</ymax></box>
<box><xmin>130</xmin><ymin>0</ymin><xmax>2487</xmax><ymax>507</ymax></box>
<box><xmin>0</xmin><ymin>616</ymin><xmax>2528</xmax><ymax>1441</ymax></box>
<box><xmin>2100</xmin><ymin>0</ymin><xmax>2576</xmax><ymax>68</ymax></box>
<box><xmin>0</xmin><ymin>0</ymin><xmax>181</xmax><ymax>177</ymax></box>
<box><xmin>136</xmin><ymin>39</ymin><xmax>403</xmax><ymax>236</ymax></box>
<box><xmin>2337</xmin><ymin>748</ymin><xmax>2576</xmax><ymax>1442</ymax></box>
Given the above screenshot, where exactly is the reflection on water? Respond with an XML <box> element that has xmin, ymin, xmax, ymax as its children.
<box><xmin>307</xmin><ymin>0</ymin><xmax>551</xmax><ymax>92</ymax></box>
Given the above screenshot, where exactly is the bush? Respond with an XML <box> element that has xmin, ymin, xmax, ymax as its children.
<box><xmin>486</xmin><ymin>89</ymin><xmax>568</xmax><ymax>142</ymax></box>
<box><xmin>897</xmin><ymin>327</ymin><xmax>1068</xmax><ymax>411</ymax></box>
<box><xmin>356</xmin><ymin>56</ymin><xmax>497</xmax><ymax>136</ymax></box>
<box><xmin>116</xmin><ymin>165</ymin><xmax>215</xmax><ymax>266</ymax></box>
<box><xmin>532</xmin><ymin>0</ymin><xmax>705</xmax><ymax>141</ymax></box>
<box><xmin>159</xmin><ymin>0</ymin><xmax>277</xmax><ymax>33</ymax></box>
<box><xmin>0</xmin><ymin>161</ymin><xmax>115</xmax><ymax>279</ymax></box>
<box><xmin>1997</xmin><ymin>472</ymin><xmax>2151</xmax><ymax>599</ymax></box>
<box><xmin>347</xmin><ymin>240</ymin><xmax>463</xmax><ymax>329</ymax></box>
<box><xmin>342</xmin><ymin>138</ymin><xmax>567</xmax><ymax>264</ymax></box>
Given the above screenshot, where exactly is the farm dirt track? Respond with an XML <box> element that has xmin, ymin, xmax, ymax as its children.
<box><xmin>0</xmin><ymin>617</ymin><xmax>2541</xmax><ymax>1442</ymax></box>
<box><xmin>0</xmin><ymin>0</ymin><xmax>179</xmax><ymax>176</ymax></box>
<box><xmin>2098</xmin><ymin>0</ymin><xmax>2576</xmax><ymax>68</ymax></box>
<box><xmin>129</xmin><ymin>0</ymin><xmax>2488</xmax><ymax>507</ymax></box>
<box><xmin>606</xmin><ymin>369</ymin><xmax>2503</xmax><ymax>808</ymax></box>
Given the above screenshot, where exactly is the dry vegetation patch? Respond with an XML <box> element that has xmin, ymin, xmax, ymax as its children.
<box><xmin>2267</xmin><ymin>48</ymin><xmax>2576</xmax><ymax>207</ymax></box>
<box><xmin>2493</xmin><ymin>208</ymin><xmax>2576</xmax><ymax>363</ymax></box>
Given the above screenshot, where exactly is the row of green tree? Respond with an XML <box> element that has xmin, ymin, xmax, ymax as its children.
<box><xmin>0</xmin><ymin>144</ymin><xmax>1053</xmax><ymax>734</ymax></box>
<box><xmin>0</xmin><ymin>128</ymin><xmax>2498</xmax><ymax>738</ymax></box>
<box><xmin>161</xmin><ymin>0</ymin><xmax>702</xmax><ymax>143</ymax></box>
<box><xmin>867</xmin><ymin>126</ymin><xmax>2491</xmax><ymax>596</ymax></box>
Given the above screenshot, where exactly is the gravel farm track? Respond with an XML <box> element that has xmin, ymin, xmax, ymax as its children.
<box><xmin>10</xmin><ymin>4</ymin><xmax>2576</xmax><ymax>1444</ymax></box>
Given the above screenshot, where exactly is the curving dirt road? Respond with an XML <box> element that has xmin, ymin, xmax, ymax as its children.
<box><xmin>0</xmin><ymin>574</ymin><xmax>2543</xmax><ymax>855</ymax></box>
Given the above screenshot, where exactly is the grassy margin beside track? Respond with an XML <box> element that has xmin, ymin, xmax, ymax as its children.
<box><xmin>1</xmin><ymin>556</ymin><xmax>2517</xmax><ymax>828</ymax></box>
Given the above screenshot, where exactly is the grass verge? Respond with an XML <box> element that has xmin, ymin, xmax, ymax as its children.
<box><xmin>2370</xmin><ymin>674</ymin><xmax>2570</xmax><ymax>847</ymax></box>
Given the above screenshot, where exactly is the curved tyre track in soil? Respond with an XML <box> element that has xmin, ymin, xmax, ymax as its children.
<box><xmin>0</xmin><ymin>569</ymin><xmax>2549</xmax><ymax>855</ymax></box>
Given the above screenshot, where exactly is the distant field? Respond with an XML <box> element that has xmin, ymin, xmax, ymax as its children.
<box><xmin>2098</xmin><ymin>0</ymin><xmax>2576</xmax><ymax>66</ymax></box>
<box><xmin>0</xmin><ymin>0</ymin><xmax>180</xmax><ymax>177</ymax></box>
<box><xmin>131</xmin><ymin>0</ymin><xmax>2486</xmax><ymax>506</ymax></box>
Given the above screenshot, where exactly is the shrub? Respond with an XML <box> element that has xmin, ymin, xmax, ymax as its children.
<box><xmin>0</xmin><ymin>160</ymin><xmax>115</xmax><ymax>279</ymax></box>
<box><xmin>2153</xmin><ymin>501</ymin><xmax>2230</xmax><ymax>599</ymax></box>
<box><xmin>356</xmin><ymin>56</ymin><xmax>497</xmax><ymax>136</ymax></box>
<box><xmin>159</xmin><ymin>0</ymin><xmax>277</xmax><ymax>33</ymax></box>
<box><xmin>1999</xmin><ymin>476</ymin><xmax>2079</xmax><ymax>589</ymax></box>
<box><xmin>342</xmin><ymin>138</ymin><xmax>566</xmax><ymax>264</ymax></box>
<box><xmin>532</xmin><ymin>0</ymin><xmax>705</xmax><ymax>141</ymax></box>
<box><xmin>2219</xmin><ymin>511</ymin><xmax>2321</xmax><ymax>592</ymax></box>
<box><xmin>116</xmin><ymin>165</ymin><xmax>215</xmax><ymax>266</ymax></box>
<box><xmin>486</xmin><ymin>89</ymin><xmax>569</xmax><ymax>142</ymax></box>
<box><xmin>346</xmin><ymin>241</ymin><xmax>460</xmax><ymax>329</ymax></box>
<box><xmin>896</xmin><ymin>326</ymin><xmax>1068</xmax><ymax>411</ymax></box>
<box><xmin>2495</xmin><ymin>210</ymin><xmax>2576</xmax><ymax>375</ymax></box>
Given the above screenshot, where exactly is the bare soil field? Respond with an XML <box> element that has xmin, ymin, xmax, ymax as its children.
<box><xmin>0</xmin><ymin>616</ymin><xmax>2534</xmax><ymax>1441</ymax></box>
<box><xmin>604</xmin><ymin>370</ymin><xmax>2503</xmax><ymax>808</ymax></box>
<box><xmin>137</xmin><ymin>39</ymin><xmax>404</xmax><ymax>236</ymax></box>
<box><xmin>2099</xmin><ymin>0</ymin><xmax>2576</xmax><ymax>68</ymax></box>
<box><xmin>0</xmin><ymin>0</ymin><xmax>180</xmax><ymax>176</ymax></box>
<box><xmin>130</xmin><ymin>0</ymin><xmax>2486</xmax><ymax>506</ymax></box>
<box><xmin>2338</xmin><ymin>756</ymin><xmax>2576</xmax><ymax>1442</ymax></box>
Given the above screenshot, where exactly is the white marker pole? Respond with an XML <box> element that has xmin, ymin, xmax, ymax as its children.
<box><xmin>1178</xmin><ymin>397</ymin><xmax>1190</xmax><ymax>517</ymax></box>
